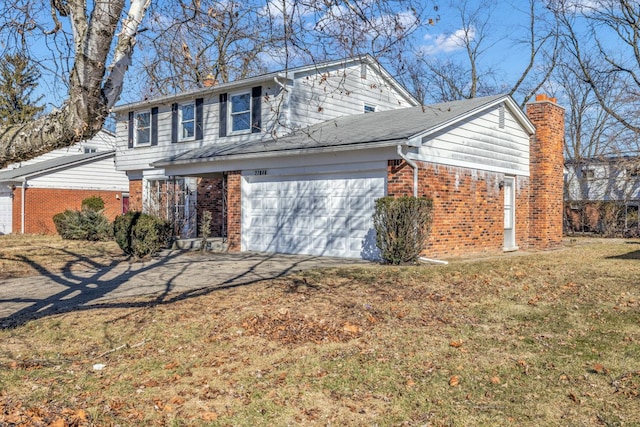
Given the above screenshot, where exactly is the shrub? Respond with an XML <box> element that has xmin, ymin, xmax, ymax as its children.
<box><xmin>81</xmin><ymin>195</ymin><xmax>105</xmax><ymax>212</ymax></box>
<box><xmin>113</xmin><ymin>211</ymin><xmax>172</xmax><ymax>258</ymax></box>
<box><xmin>53</xmin><ymin>208</ymin><xmax>112</xmax><ymax>241</ymax></box>
<box><xmin>373</xmin><ymin>196</ymin><xmax>433</xmax><ymax>265</ymax></box>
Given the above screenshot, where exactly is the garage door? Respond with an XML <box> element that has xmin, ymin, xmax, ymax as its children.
<box><xmin>0</xmin><ymin>190</ymin><xmax>12</xmax><ymax>234</ymax></box>
<box><xmin>243</xmin><ymin>171</ymin><xmax>385</xmax><ymax>259</ymax></box>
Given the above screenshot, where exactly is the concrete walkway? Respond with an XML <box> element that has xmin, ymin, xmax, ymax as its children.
<box><xmin>0</xmin><ymin>251</ymin><xmax>366</xmax><ymax>328</ymax></box>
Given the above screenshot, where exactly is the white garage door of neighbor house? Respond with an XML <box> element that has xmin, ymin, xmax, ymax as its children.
<box><xmin>0</xmin><ymin>191</ymin><xmax>12</xmax><ymax>234</ymax></box>
<box><xmin>243</xmin><ymin>171</ymin><xmax>386</xmax><ymax>259</ymax></box>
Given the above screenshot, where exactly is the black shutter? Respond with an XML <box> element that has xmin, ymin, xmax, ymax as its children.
<box><xmin>251</xmin><ymin>86</ymin><xmax>262</xmax><ymax>133</ymax></box>
<box><xmin>151</xmin><ymin>107</ymin><xmax>158</xmax><ymax>146</ymax></box>
<box><xmin>219</xmin><ymin>93</ymin><xmax>227</xmax><ymax>137</ymax></box>
<box><xmin>171</xmin><ymin>103</ymin><xmax>178</xmax><ymax>143</ymax></box>
<box><xmin>128</xmin><ymin>111</ymin><xmax>134</xmax><ymax>148</ymax></box>
<box><xmin>195</xmin><ymin>98</ymin><xmax>204</xmax><ymax>140</ymax></box>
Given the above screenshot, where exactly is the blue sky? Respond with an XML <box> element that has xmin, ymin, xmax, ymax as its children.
<box><xmin>24</xmin><ymin>0</ymin><xmax>603</xmax><ymax>109</ymax></box>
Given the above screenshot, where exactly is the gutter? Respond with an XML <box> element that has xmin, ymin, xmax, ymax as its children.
<box><xmin>153</xmin><ymin>138</ymin><xmax>406</xmax><ymax>168</ymax></box>
<box><xmin>396</xmin><ymin>144</ymin><xmax>418</xmax><ymax>197</ymax></box>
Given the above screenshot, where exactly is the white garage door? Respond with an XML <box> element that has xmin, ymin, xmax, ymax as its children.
<box><xmin>243</xmin><ymin>171</ymin><xmax>386</xmax><ymax>259</ymax></box>
<box><xmin>0</xmin><ymin>190</ymin><xmax>12</xmax><ymax>235</ymax></box>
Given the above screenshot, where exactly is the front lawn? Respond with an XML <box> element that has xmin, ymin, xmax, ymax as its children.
<box><xmin>1</xmin><ymin>239</ymin><xmax>639</xmax><ymax>425</ymax></box>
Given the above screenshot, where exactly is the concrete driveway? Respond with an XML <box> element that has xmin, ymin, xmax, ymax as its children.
<box><xmin>0</xmin><ymin>250</ymin><xmax>366</xmax><ymax>328</ymax></box>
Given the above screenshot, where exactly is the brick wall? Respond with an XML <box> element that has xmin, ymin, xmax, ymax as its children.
<box><xmin>129</xmin><ymin>179</ymin><xmax>143</xmax><ymax>211</ymax></box>
<box><xmin>526</xmin><ymin>94</ymin><xmax>565</xmax><ymax>249</ymax></box>
<box><xmin>197</xmin><ymin>177</ymin><xmax>225</xmax><ymax>237</ymax></box>
<box><xmin>388</xmin><ymin>160</ymin><xmax>530</xmax><ymax>258</ymax></box>
<box><xmin>226</xmin><ymin>171</ymin><xmax>242</xmax><ymax>251</ymax></box>
<box><xmin>13</xmin><ymin>188</ymin><xmax>124</xmax><ymax>234</ymax></box>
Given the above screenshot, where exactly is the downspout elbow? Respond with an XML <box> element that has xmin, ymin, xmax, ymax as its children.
<box><xmin>396</xmin><ymin>145</ymin><xmax>418</xmax><ymax>197</ymax></box>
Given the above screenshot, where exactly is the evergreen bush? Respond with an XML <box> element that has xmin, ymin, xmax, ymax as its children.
<box><xmin>373</xmin><ymin>196</ymin><xmax>433</xmax><ymax>265</ymax></box>
<box><xmin>52</xmin><ymin>196</ymin><xmax>112</xmax><ymax>241</ymax></box>
<box><xmin>113</xmin><ymin>211</ymin><xmax>171</xmax><ymax>258</ymax></box>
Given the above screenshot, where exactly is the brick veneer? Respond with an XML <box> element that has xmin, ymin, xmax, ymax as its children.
<box><xmin>388</xmin><ymin>160</ymin><xmax>532</xmax><ymax>258</ymax></box>
<box><xmin>386</xmin><ymin>95</ymin><xmax>564</xmax><ymax>258</ymax></box>
<box><xmin>526</xmin><ymin>95</ymin><xmax>565</xmax><ymax>249</ymax></box>
<box><xmin>226</xmin><ymin>171</ymin><xmax>242</xmax><ymax>251</ymax></box>
<box><xmin>12</xmin><ymin>188</ymin><xmax>124</xmax><ymax>234</ymax></box>
<box><xmin>128</xmin><ymin>179</ymin><xmax>143</xmax><ymax>211</ymax></box>
<box><xmin>197</xmin><ymin>177</ymin><xmax>225</xmax><ymax>237</ymax></box>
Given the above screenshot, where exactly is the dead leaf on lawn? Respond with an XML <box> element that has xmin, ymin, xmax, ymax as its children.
<box><xmin>449</xmin><ymin>375</ymin><xmax>460</xmax><ymax>386</ymax></box>
<box><xmin>200</xmin><ymin>411</ymin><xmax>218</xmax><ymax>421</ymax></box>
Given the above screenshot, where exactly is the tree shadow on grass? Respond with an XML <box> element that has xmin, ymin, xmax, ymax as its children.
<box><xmin>0</xmin><ymin>249</ymin><xmax>328</xmax><ymax>329</ymax></box>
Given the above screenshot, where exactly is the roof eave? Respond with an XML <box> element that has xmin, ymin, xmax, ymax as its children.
<box><xmin>154</xmin><ymin>138</ymin><xmax>407</xmax><ymax>168</ymax></box>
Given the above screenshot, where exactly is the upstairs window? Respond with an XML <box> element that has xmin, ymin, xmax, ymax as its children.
<box><xmin>364</xmin><ymin>105</ymin><xmax>376</xmax><ymax>113</ymax></box>
<box><xmin>581</xmin><ymin>168</ymin><xmax>595</xmax><ymax>180</ymax></box>
<box><xmin>84</xmin><ymin>147</ymin><xmax>97</xmax><ymax>153</ymax></box>
<box><xmin>135</xmin><ymin>111</ymin><xmax>151</xmax><ymax>146</ymax></box>
<box><xmin>179</xmin><ymin>102</ymin><xmax>195</xmax><ymax>141</ymax></box>
<box><xmin>230</xmin><ymin>92</ymin><xmax>251</xmax><ymax>133</ymax></box>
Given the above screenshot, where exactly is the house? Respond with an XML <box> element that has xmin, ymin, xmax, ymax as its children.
<box><xmin>113</xmin><ymin>56</ymin><xmax>564</xmax><ymax>259</ymax></box>
<box><xmin>564</xmin><ymin>156</ymin><xmax>640</xmax><ymax>234</ymax></box>
<box><xmin>0</xmin><ymin>130</ymin><xmax>130</xmax><ymax>235</ymax></box>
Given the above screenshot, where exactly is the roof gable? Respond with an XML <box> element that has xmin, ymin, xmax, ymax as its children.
<box><xmin>0</xmin><ymin>151</ymin><xmax>115</xmax><ymax>182</ymax></box>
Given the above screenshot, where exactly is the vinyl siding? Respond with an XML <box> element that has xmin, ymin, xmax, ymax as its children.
<box><xmin>416</xmin><ymin>104</ymin><xmax>531</xmax><ymax>176</ymax></box>
<box><xmin>287</xmin><ymin>62</ymin><xmax>412</xmax><ymax>128</ymax></box>
<box><xmin>26</xmin><ymin>156</ymin><xmax>129</xmax><ymax>191</ymax></box>
<box><xmin>116</xmin><ymin>84</ymin><xmax>284</xmax><ymax>172</ymax></box>
<box><xmin>115</xmin><ymin>61</ymin><xmax>416</xmax><ymax>172</ymax></box>
<box><xmin>565</xmin><ymin>163</ymin><xmax>640</xmax><ymax>202</ymax></box>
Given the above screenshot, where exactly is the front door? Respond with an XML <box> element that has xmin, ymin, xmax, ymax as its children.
<box><xmin>503</xmin><ymin>177</ymin><xmax>517</xmax><ymax>251</ymax></box>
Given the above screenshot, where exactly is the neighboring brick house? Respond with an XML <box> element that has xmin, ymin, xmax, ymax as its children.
<box><xmin>113</xmin><ymin>55</ymin><xmax>564</xmax><ymax>259</ymax></box>
<box><xmin>0</xmin><ymin>131</ymin><xmax>130</xmax><ymax>235</ymax></box>
<box><xmin>564</xmin><ymin>155</ymin><xmax>640</xmax><ymax>235</ymax></box>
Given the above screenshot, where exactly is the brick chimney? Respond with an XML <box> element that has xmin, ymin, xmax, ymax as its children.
<box><xmin>526</xmin><ymin>94</ymin><xmax>565</xmax><ymax>249</ymax></box>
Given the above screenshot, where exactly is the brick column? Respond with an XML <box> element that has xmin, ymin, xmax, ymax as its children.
<box><xmin>128</xmin><ymin>180</ymin><xmax>143</xmax><ymax>211</ymax></box>
<box><xmin>226</xmin><ymin>171</ymin><xmax>242</xmax><ymax>251</ymax></box>
<box><xmin>526</xmin><ymin>94</ymin><xmax>565</xmax><ymax>249</ymax></box>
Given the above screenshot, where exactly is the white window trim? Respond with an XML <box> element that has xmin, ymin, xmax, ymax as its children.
<box><xmin>179</xmin><ymin>102</ymin><xmax>196</xmax><ymax>142</ymax></box>
<box><xmin>134</xmin><ymin>110</ymin><xmax>152</xmax><ymax>147</ymax></box>
<box><xmin>229</xmin><ymin>90</ymin><xmax>252</xmax><ymax>135</ymax></box>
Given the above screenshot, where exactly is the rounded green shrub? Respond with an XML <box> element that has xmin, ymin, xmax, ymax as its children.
<box><xmin>53</xmin><ymin>208</ymin><xmax>112</xmax><ymax>241</ymax></box>
<box><xmin>81</xmin><ymin>195</ymin><xmax>106</xmax><ymax>212</ymax></box>
<box><xmin>113</xmin><ymin>211</ymin><xmax>171</xmax><ymax>258</ymax></box>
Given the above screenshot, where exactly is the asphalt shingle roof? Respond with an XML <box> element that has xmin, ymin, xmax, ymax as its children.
<box><xmin>155</xmin><ymin>94</ymin><xmax>507</xmax><ymax>165</ymax></box>
<box><xmin>0</xmin><ymin>151</ymin><xmax>114</xmax><ymax>182</ymax></box>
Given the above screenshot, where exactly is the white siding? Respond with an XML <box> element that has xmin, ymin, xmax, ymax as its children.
<box><xmin>26</xmin><ymin>156</ymin><xmax>129</xmax><ymax>191</ymax></box>
<box><xmin>415</xmin><ymin>104</ymin><xmax>531</xmax><ymax>176</ymax></box>
<box><xmin>115</xmin><ymin>60</ymin><xmax>416</xmax><ymax>173</ymax></box>
<box><xmin>115</xmin><ymin>84</ymin><xmax>285</xmax><ymax>172</ymax></box>
<box><xmin>4</xmin><ymin>131</ymin><xmax>115</xmax><ymax>170</ymax></box>
<box><xmin>565</xmin><ymin>163</ymin><xmax>640</xmax><ymax>202</ymax></box>
<box><xmin>288</xmin><ymin>62</ymin><xmax>412</xmax><ymax>129</ymax></box>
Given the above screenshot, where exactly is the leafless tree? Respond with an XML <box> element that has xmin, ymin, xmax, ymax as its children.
<box><xmin>0</xmin><ymin>0</ymin><xmax>437</xmax><ymax>167</ymax></box>
<box><xmin>0</xmin><ymin>0</ymin><xmax>151</xmax><ymax>168</ymax></box>
<box><xmin>550</xmin><ymin>0</ymin><xmax>640</xmax><ymax>133</ymax></box>
<box><xmin>402</xmin><ymin>0</ymin><xmax>559</xmax><ymax>107</ymax></box>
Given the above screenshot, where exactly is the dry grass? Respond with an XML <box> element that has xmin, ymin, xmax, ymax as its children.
<box><xmin>0</xmin><ymin>235</ymin><xmax>125</xmax><ymax>280</ymax></box>
<box><xmin>1</xmin><ymin>238</ymin><xmax>640</xmax><ymax>426</ymax></box>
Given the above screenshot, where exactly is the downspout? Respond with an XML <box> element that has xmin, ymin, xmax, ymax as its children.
<box><xmin>396</xmin><ymin>145</ymin><xmax>449</xmax><ymax>265</ymax></box>
<box><xmin>396</xmin><ymin>144</ymin><xmax>418</xmax><ymax>197</ymax></box>
<box><xmin>21</xmin><ymin>179</ymin><xmax>26</xmax><ymax>234</ymax></box>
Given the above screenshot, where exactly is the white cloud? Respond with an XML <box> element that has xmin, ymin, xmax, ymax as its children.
<box><xmin>422</xmin><ymin>27</ymin><xmax>475</xmax><ymax>55</ymax></box>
